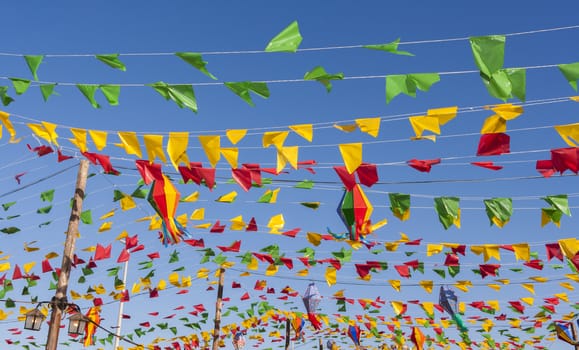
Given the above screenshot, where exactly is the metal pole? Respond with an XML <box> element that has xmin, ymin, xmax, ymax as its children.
<box><xmin>46</xmin><ymin>159</ymin><xmax>89</xmax><ymax>350</ymax></box>
<box><xmin>211</xmin><ymin>267</ymin><xmax>225</xmax><ymax>350</ymax></box>
<box><xmin>113</xmin><ymin>257</ymin><xmax>129</xmax><ymax>349</ymax></box>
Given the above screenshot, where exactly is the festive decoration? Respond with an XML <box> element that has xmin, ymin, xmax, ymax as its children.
<box><xmin>337</xmin><ymin>184</ymin><xmax>373</xmax><ymax>241</ymax></box>
<box><xmin>302</xmin><ymin>282</ymin><xmax>322</xmax><ymax>330</ymax></box>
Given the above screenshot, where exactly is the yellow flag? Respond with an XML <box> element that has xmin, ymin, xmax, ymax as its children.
<box><xmin>426</xmin><ymin>244</ymin><xmax>443</xmax><ymax>257</ymax></box>
<box><xmin>289</xmin><ymin>124</ymin><xmax>313</xmax><ymax>142</ymax></box>
<box><xmin>520</xmin><ymin>297</ymin><xmax>534</xmax><ymax>306</ymax></box>
<box><xmin>325</xmin><ymin>267</ymin><xmax>337</xmax><ymax>286</ymax></box>
<box><xmin>391</xmin><ymin>301</ymin><xmax>405</xmax><ymax>315</ymax></box>
<box><xmin>385</xmin><ymin>242</ymin><xmax>399</xmax><ymax>252</ymax></box>
<box><xmin>247</xmin><ymin>257</ymin><xmax>259</xmax><ymax>270</ymax></box>
<box><xmin>229</xmin><ymin>215</ymin><xmax>246</xmax><ymax>230</ymax></box>
<box><xmin>512</xmin><ymin>243</ymin><xmax>530</xmax><ymax>261</ymax></box>
<box><xmin>554</xmin><ymin>292</ymin><xmax>569</xmax><ymax>302</ymax></box>
<box><xmin>419</xmin><ymin>280</ymin><xmax>433</xmax><ymax>293</ymax></box>
<box><xmin>355</xmin><ymin>117</ymin><xmax>381</xmax><ymax>137</ymax></box>
<box><xmin>560</xmin><ymin>282</ymin><xmax>574</xmax><ymax>291</ymax></box>
<box><xmin>487</xmin><ymin>300</ymin><xmax>500</xmax><ymax>311</ymax></box>
<box><xmin>0</xmin><ymin>111</ymin><xmax>20</xmax><ymax>143</ymax></box>
<box><xmin>99</xmin><ymin>208</ymin><xmax>117</xmax><ymax>220</ymax></box>
<box><xmin>521</xmin><ymin>283</ymin><xmax>535</xmax><ymax>294</ymax></box>
<box><xmin>277</xmin><ymin>146</ymin><xmax>298</xmax><ymax>172</ymax></box>
<box><xmin>267</xmin><ymin>214</ymin><xmax>285</xmax><ymax>233</ymax></box>
<box><xmin>480</xmin><ymin>115</ymin><xmax>507</xmax><ymax>134</ymax></box>
<box><xmin>115</xmin><ymin>132</ymin><xmax>142</xmax><ymax>158</ymax></box>
<box><xmin>181</xmin><ymin>191</ymin><xmax>199</xmax><ymax>202</ymax></box>
<box><xmin>226</xmin><ymin>129</ymin><xmax>247</xmax><ymax>145</ymax></box>
<box><xmin>221</xmin><ymin>147</ymin><xmax>239</xmax><ymax>169</ymax></box>
<box><xmin>143</xmin><ymin>134</ymin><xmax>166</xmax><ymax>163</ymax></box>
<box><xmin>216</xmin><ymin>191</ymin><xmax>237</xmax><ymax>203</ymax></box>
<box><xmin>428</xmin><ymin>106</ymin><xmax>458</xmax><ymax>125</ymax></box>
<box><xmin>389</xmin><ymin>280</ymin><xmax>401</xmax><ymax>292</ymax></box>
<box><xmin>339</xmin><ymin>143</ymin><xmax>362</xmax><ymax>174</ymax></box>
<box><xmin>89</xmin><ymin>130</ymin><xmax>107</xmax><ymax>150</ymax></box>
<box><xmin>483</xmin><ymin>244</ymin><xmax>500</xmax><ymax>262</ymax></box>
<box><xmin>23</xmin><ymin>261</ymin><xmax>36</xmax><ymax>274</ymax></box>
<box><xmin>196</xmin><ymin>268</ymin><xmax>210</xmax><ymax>279</ymax></box>
<box><xmin>70</xmin><ymin>128</ymin><xmax>88</xmax><ymax>153</ymax></box>
<box><xmin>454</xmin><ymin>281</ymin><xmax>472</xmax><ymax>292</ymax></box>
<box><xmin>296</xmin><ymin>269</ymin><xmax>309</xmax><ymax>276</ymax></box>
<box><xmin>167</xmin><ymin>272</ymin><xmax>180</xmax><ymax>286</ymax></box>
<box><xmin>98</xmin><ymin>222</ymin><xmax>112</xmax><ymax>232</ymax></box>
<box><xmin>167</xmin><ymin>132</ymin><xmax>189</xmax><ymax>170</ymax></box>
<box><xmin>120</xmin><ymin>195</ymin><xmax>136</xmax><ymax>211</ymax></box>
<box><xmin>190</xmin><ymin>208</ymin><xmax>204</xmax><ymax>220</ymax></box>
<box><xmin>409</xmin><ymin>116</ymin><xmax>440</xmax><ymax>138</ymax></box>
<box><xmin>306</xmin><ymin>232</ymin><xmax>322</xmax><ymax>246</ymax></box>
<box><xmin>491</xmin><ymin>104</ymin><xmax>523</xmax><ymax>120</ymax></box>
<box><xmin>487</xmin><ymin>283</ymin><xmax>501</xmax><ymax>291</ymax></box>
<box><xmin>333</xmin><ymin>123</ymin><xmax>357</xmax><ymax>132</ymax></box>
<box><xmin>421</xmin><ymin>302</ymin><xmax>434</xmax><ymax>317</ymax></box>
<box><xmin>554</xmin><ymin>123</ymin><xmax>579</xmax><ymax>147</ymax></box>
<box><xmin>27</xmin><ymin>121</ymin><xmax>59</xmax><ymax>146</ymax></box>
<box><xmin>558</xmin><ymin>238</ymin><xmax>579</xmax><ymax>259</ymax></box>
<box><xmin>198</xmin><ymin>135</ymin><xmax>221</xmax><ymax>168</ymax></box>
<box><xmin>262</xmin><ymin>131</ymin><xmax>288</xmax><ymax>149</ymax></box>
<box><xmin>176</xmin><ymin>213</ymin><xmax>188</xmax><ymax>227</ymax></box>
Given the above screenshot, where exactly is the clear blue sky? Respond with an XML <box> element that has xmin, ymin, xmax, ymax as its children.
<box><xmin>0</xmin><ymin>1</ymin><xmax>578</xmax><ymax>349</ymax></box>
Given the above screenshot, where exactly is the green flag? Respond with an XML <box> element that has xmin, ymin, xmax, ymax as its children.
<box><xmin>80</xmin><ymin>210</ymin><xmax>93</xmax><ymax>224</ymax></box>
<box><xmin>303</xmin><ymin>66</ymin><xmax>343</xmax><ymax>92</ymax></box>
<box><xmin>483</xmin><ymin>197</ymin><xmax>512</xmax><ymax>227</ymax></box>
<box><xmin>363</xmin><ymin>38</ymin><xmax>414</xmax><ymax>56</ymax></box>
<box><xmin>385</xmin><ymin>73</ymin><xmax>440</xmax><ymax>103</ymax></box>
<box><xmin>150</xmin><ymin>82</ymin><xmax>198</xmax><ymax>113</ymax></box>
<box><xmin>469</xmin><ymin>35</ymin><xmax>505</xmax><ymax>77</ymax></box>
<box><xmin>389</xmin><ymin>193</ymin><xmax>411</xmax><ymax>221</ymax></box>
<box><xmin>95</xmin><ymin>54</ymin><xmax>127</xmax><ymax>71</ymax></box>
<box><xmin>40</xmin><ymin>189</ymin><xmax>55</xmax><ymax>202</ymax></box>
<box><xmin>77</xmin><ymin>84</ymin><xmax>101</xmax><ymax>108</ymax></box>
<box><xmin>40</xmin><ymin>83</ymin><xmax>57</xmax><ymax>102</ymax></box>
<box><xmin>265</xmin><ymin>21</ymin><xmax>302</xmax><ymax>53</ymax></box>
<box><xmin>434</xmin><ymin>197</ymin><xmax>460</xmax><ymax>229</ymax></box>
<box><xmin>225</xmin><ymin>81</ymin><xmax>269</xmax><ymax>106</ymax></box>
<box><xmin>24</xmin><ymin>55</ymin><xmax>44</xmax><ymax>81</ymax></box>
<box><xmin>175</xmin><ymin>52</ymin><xmax>217</xmax><ymax>80</ymax></box>
<box><xmin>0</xmin><ymin>86</ymin><xmax>14</xmax><ymax>106</ymax></box>
<box><xmin>10</xmin><ymin>78</ymin><xmax>31</xmax><ymax>95</ymax></box>
<box><xmin>99</xmin><ymin>85</ymin><xmax>120</xmax><ymax>106</ymax></box>
<box><xmin>558</xmin><ymin>62</ymin><xmax>579</xmax><ymax>91</ymax></box>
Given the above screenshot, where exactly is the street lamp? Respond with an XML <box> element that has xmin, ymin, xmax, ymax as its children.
<box><xmin>24</xmin><ymin>301</ymin><xmax>88</xmax><ymax>336</ymax></box>
<box><xmin>24</xmin><ymin>308</ymin><xmax>46</xmax><ymax>331</ymax></box>
<box><xmin>67</xmin><ymin>312</ymin><xmax>88</xmax><ymax>336</ymax></box>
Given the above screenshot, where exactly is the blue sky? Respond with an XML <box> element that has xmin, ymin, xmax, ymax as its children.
<box><xmin>0</xmin><ymin>1</ymin><xmax>578</xmax><ymax>349</ymax></box>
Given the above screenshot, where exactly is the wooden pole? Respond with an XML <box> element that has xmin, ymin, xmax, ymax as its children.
<box><xmin>318</xmin><ymin>337</ymin><xmax>323</xmax><ymax>349</ymax></box>
<box><xmin>284</xmin><ymin>318</ymin><xmax>291</xmax><ymax>350</ymax></box>
<box><xmin>211</xmin><ymin>267</ymin><xmax>225</xmax><ymax>350</ymax></box>
<box><xmin>46</xmin><ymin>160</ymin><xmax>89</xmax><ymax>350</ymax></box>
<box><xmin>571</xmin><ymin>320</ymin><xmax>579</xmax><ymax>350</ymax></box>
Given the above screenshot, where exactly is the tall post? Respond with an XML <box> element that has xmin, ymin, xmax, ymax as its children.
<box><xmin>284</xmin><ymin>318</ymin><xmax>291</xmax><ymax>350</ymax></box>
<box><xmin>211</xmin><ymin>267</ymin><xmax>225</xmax><ymax>350</ymax></box>
<box><xmin>318</xmin><ymin>337</ymin><xmax>323</xmax><ymax>350</ymax></box>
<box><xmin>113</xmin><ymin>257</ymin><xmax>130</xmax><ymax>349</ymax></box>
<box><xmin>571</xmin><ymin>321</ymin><xmax>579</xmax><ymax>350</ymax></box>
<box><xmin>46</xmin><ymin>159</ymin><xmax>89</xmax><ymax>350</ymax></box>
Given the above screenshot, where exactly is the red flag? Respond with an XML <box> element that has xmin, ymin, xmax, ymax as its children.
<box><xmin>94</xmin><ymin>244</ymin><xmax>112</xmax><ymax>261</ymax></box>
<box><xmin>116</xmin><ymin>249</ymin><xmax>130</xmax><ymax>263</ymax></box>
<box><xmin>333</xmin><ymin>166</ymin><xmax>356</xmax><ymax>190</ymax></box>
<box><xmin>355</xmin><ymin>264</ymin><xmax>371</xmax><ymax>278</ymax></box>
<box><xmin>183</xmin><ymin>239</ymin><xmax>204</xmax><ymax>248</ymax></box>
<box><xmin>209</xmin><ymin>220</ymin><xmax>225</xmax><ymax>233</ymax></box>
<box><xmin>476</xmin><ymin>133</ymin><xmax>510</xmax><ymax>156</ymax></box>
<box><xmin>394</xmin><ymin>264</ymin><xmax>411</xmax><ymax>278</ymax></box>
<box><xmin>57</xmin><ymin>149</ymin><xmax>73</xmax><ymax>162</ymax></box>
<box><xmin>536</xmin><ymin>159</ymin><xmax>556</xmax><ymax>178</ymax></box>
<box><xmin>357</xmin><ymin>163</ymin><xmax>379</xmax><ymax>187</ymax></box>
<box><xmin>83</xmin><ymin>152</ymin><xmax>120</xmax><ymax>175</ymax></box>
<box><xmin>545</xmin><ymin>243</ymin><xmax>563</xmax><ymax>261</ymax></box>
<box><xmin>240</xmin><ymin>292</ymin><xmax>250</xmax><ymax>300</ymax></box>
<box><xmin>479</xmin><ymin>264</ymin><xmax>500</xmax><ymax>278</ymax></box>
<box><xmin>27</xmin><ymin>144</ymin><xmax>54</xmax><ymax>157</ymax></box>
<box><xmin>523</xmin><ymin>259</ymin><xmax>544</xmax><ymax>270</ymax></box>
<box><xmin>231</xmin><ymin>168</ymin><xmax>252</xmax><ymax>192</ymax></box>
<box><xmin>136</xmin><ymin>160</ymin><xmax>163</xmax><ymax>184</ymax></box>
<box><xmin>246</xmin><ymin>217</ymin><xmax>258</xmax><ymax>231</ymax></box>
<box><xmin>551</xmin><ymin>147</ymin><xmax>579</xmax><ymax>174</ymax></box>
<box><xmin>471</xmin><ymin>161</ymin><xmax>503</xmax><ymax>170</ymax></box>
<box><xmin>217</xmin><ymin>240</ymin><xmax>241</xmax><ymax>253</ymax></box>
<box><xmin>407</xmin><ymin>158</ymin><xmax>441</xmax><ymax>172</ymax></box>
<box><xmin>41</xmin><ymin>259</ymin><xmax>53</xmax><ymax>273</ymax></box>
<box><xmin>282</xmin><ymin>228</ymin><xmax>300</xmax><ymax>238</ymax></box>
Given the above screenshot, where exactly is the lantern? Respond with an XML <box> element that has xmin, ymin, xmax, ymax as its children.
<box><xmin>24</xmin><ymin>308</ymin><xmax>45</xmax><ymax>331</ymax></box>
<box><xmin>302</xmin><ymin>283</ymin><xmax>322</xmax><ymax>330</ymax></box>
<box><xmin>439</xmin><ymin>286</ymin><xmax>467</xmax><ymax>332</ymax></box>
<box><xmin>337</xmin><ymin>184</ymin><xmax>373</xmax><ymax>241</ymax></box>
<box><xmin>67</xmin><ymin>313</ymin><xmax>87</xmax><ymax>335</ymax></box>
<box><xmin>146</xmin><ymin>174</ymin><xmax>189</xmax><ymax>245</ymax></box>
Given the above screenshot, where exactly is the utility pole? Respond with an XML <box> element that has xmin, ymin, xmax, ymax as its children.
<box><xmin>113</xmin><ymin>253</ymin><xmax>130</xmax><ymax>350</ymax></box>
<box><xmin>211</xmin><ymin>267</ymin><xmax>225</xmax><ymax>350</ymax></box>
<box><xmin>318</xmin><ymin>337</ymin><xmax>323</xmax><ymax>350</ymax></box>
<box><xmin>46</xmin><ymin>159</ymin><xmax>89</xmax><ymax>350</ymax></box>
